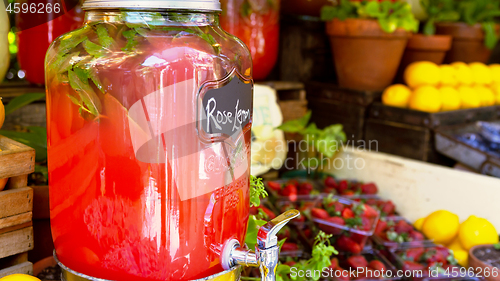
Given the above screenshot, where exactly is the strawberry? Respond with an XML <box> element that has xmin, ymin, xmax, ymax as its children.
<box><xmin>337</xmin><ymin>180</ymin><xmax>349</xmax><ymax>193</ymax></box>
<box><xmin>336</xmin><ymin>236</ymin><xmax>362</xmax><ymax>254</ymax></box>
<box><xmin>277</xmin><ymin>227</ymin><xmax>291</xmax><ymax>240</ymax></box>
<box><xmin>295</xmin><ymin>213</ymin><xmax>306</xmax><ymax>222</ymax></box>
<box><xmin>365</xmin><ymin>198</ymin><xmax>378</xmax><ymax>205</ymax></box>
<box><xmin>286</xmin><ymin>179</ymin><xmax>299</xmax><ymax>187</ymax></box>
<box><xmin>403</xmin><ymin>261</ymin><xmax>426</xmax><ymax>271</ymax></box>
<box><xmin>342</xmin><ymin>190</ymin><xmax>355</xmax><ymax>196</ymax></box>
<box><xmin>436</xmin><ymin>246</ymin><xmax>452</xmax><ymax>260</ymax></box>
<box><xmin>323</xmin><ymin>186</ymin><xmax>336</xmax><ymax>194</ymax></box>
<box><xmin>394</xmin><ymin>220</ymin><xmax>413</xmax><ymax>234</ymax></box>
<box><xmin>280</xmin><ymin>184</ymin><xmax>297</xmax><ymax>201</ymax></box>
<box><xmin>375</xmin><ymin>220</ymin><xmax>387</xmax><ymax>235</ymax></box>
<box><xmin>281</xmin><ymin>242</ymin><xmax>299</xmax><ymax>252</ymax></box>
<box><xmin>380</xmin><ymin>200</ymin><xmax>396</xmax><ymax>215</ymax></box>
<box><xmin>342</xmin><ymin>208</ymin><xmax>354</xmax><ymax>219</ymax></box>
<box><xmin>361</xmin><ymin>217</ymin><xmax>372</xmax><ymax>231</ymax></box>
<box><xmin>303</xmin><ymin>229</ymin><xmax>312</xmax><ymax>238</ymax></box>
<box><xmin>405</xmin><ymin>247</ymin><xmax>424</xmax><ymax>261</ymax></box>
<box><xmin>409</xmin><ymin>230</ymin><xmax>425</xmax><ymax>241</ymax></box>
<box><xmin>325</xmin><ymin>176</ymin><xmax>338</xmax><ymax>188</ymax></box>
<box><xmin>351</xmin><ymin>233</ymin><xmax>366</xmax><ymax>244</ymax></box>
<box><xmin>298</xmin><ymin>182</ymin><xmax>313</xmax><ymax>195</ymax></box>
<box><xmin>368</xmin><ymin>260</ymin><xmax>386</xmax><ymax>271</ymax></box>
<box><xmin>328</xmin><ymin>201</ymin><xmax>345</xmax><ymax>213</ymax></box>
<box><xmin>363</xmin><ymin>204</ymin><xmax>379</xmax><ymax>218</ymax></box>
<box><xmin>330</xmin><ymin>257</ymin><xmax>339</xmax><ymax>270</ymax></box>
<box><xmin>326</xmin><ymin>217</ymin><xmax>345</xmax><ymax>235</ymax></box>
<box><xmin>284</xmin><ymin>261</ymin><xmax>296</xmax><ymax>267</ymax></box>
<box><xmin>347</xmin><ymin>255</ymin><xmax>368</xmax><ymax>268</ymax></box>
<box><xmin>351</xmin><ymin>182</ymin><xmax>361</xmax><ymax>192</ymax></box>
<box><xmin>267</xmin><ymin>181</ymin><xmax>282</xmax><ymax>192</ymax></box>
<box><xmin>260</xmin><ymin>206</ymin><xmax>277</xmax><ymax>219</ymax></box>
<box><xmin>360</xmin><ymin>183</ymin><xmax>378</xmax><ymax>194</ymax></box>
<box><xmin>335</xmin><ymin>267</ymin><xmax>350</xmax><ymax>281</ymax></box>
<box><xmin>311</xmin><ymin>208</ymin><xmax>329</xmax><ymax>219</ymax></box>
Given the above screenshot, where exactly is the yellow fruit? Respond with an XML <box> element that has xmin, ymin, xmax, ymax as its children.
<box><xmin>422</xmin><ymin>210</ymin><xmax>460</xmax><ymax>245</ymax></box>
<box><xmin>451</xmin><ymin>62</ymin><xmax>473</xmax><ymax>86</ymax></box>
<box><xmin>469</xmin><ymin>62</ymin><xmax>493</xmax><ymax>85</ymax></box>
<box><xmin>474</xmin><ymin>85</ymin><xmax>496</xmax><ymax>107</ymax></box>
<box><xmin>459</xmin><ymin>215</ymin><xmax>499</xmax><ymax>251</ymax></box>
<box><xmin>408</xmin><ymin>86</ymin><xmax>442</xmax><ymax>112</ymax></box>
<box><xmin>382</xmin><ymin>84</ymin><xmax>412</xmax><ymax>108</ymax></box>
<box><xmin>453</xmin><ymin>249</ymin><xmax>469</xmax><ymax>267</ymax></box>
<box><xmin>440</xmin><ymin>65</ymin><xmax>458</xmax><ymax>87</ymax></box>
<box><xmin>490</xmin><ymin>84</ymin><xmax>500</xmax><ymax>105</ymax></box>
<box><xmin>490</xmin><ymin>64</ymin><xmax>500</xmax><ymax>85</ymax></box>
<box><xmin>0</xmin><ymin>97</ymin><xmax>4</xmax><ymax>130</ymax></box>
<box><xmin>404</xmin><ymin>61</ymin><xmax>441</xmax><ymax>88</ymax></box>
<box><xmin>457</xmin><ymin>86</ymin><xmax>481</xmax><ymax>109</ymax></box>
<box><xmin>439</xmin><ymin>86</ymin><xmax>461</xmax><ymax>111</ymax></box>
<box><xmin>0</xmin><ymin>274</ymin><xmax>41</xmax><ymax>281</ymax></box>
<box><xmin>448</xmin><ymin>236</ymin><xmax>464</xmax><ymax>252</ymax></box>
<box><xmin>413</xmin><ymin>217</ymin><xmax>425</xmax><ymax>231</ymax></box>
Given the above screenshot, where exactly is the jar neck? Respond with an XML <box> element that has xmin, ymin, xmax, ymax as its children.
<box><xmin>85</xmin><ymin>10</ymin><xmax>219</xmax><ymax>26</ymax></box>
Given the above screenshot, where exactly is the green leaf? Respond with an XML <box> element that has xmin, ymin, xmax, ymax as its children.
<box><xmin>277</xmin><ymin>111</ymin><xmax>311</xmax><ymax>133</ymax></box>
<box><xmin>345</xmin><ymin>217</ymin><xmax>363</xmax><ymax>228</ymax></box>
<box><xmin>35</xmin><ymin>164</ymin><xmax>48</xmax><ymax>180</ymax></box>
<box><xmin>96</xmin><ymin>25</ymin><xmax>115</xmax><ymax>49</ymax></box>
<box><xmin>494</xmin><ymin>243</ymin><xmax>500</xmax><ymax>250</ymax></box>
<box><xmin>83</xmin><ymin>40</ymin><xmax>107</xmax><ymax>58</ymax></box>
<box><xmin>245</xmin><ymin>215</ymin><xmax>267</xmax><ymax>249</ymax></box>
<box><xmin>482</xmin><ymin>22</ymin><xmax>499</xmax><ymax>49</ymax></box>
<box><xmin>0</xmin><ymin>127</ymin><xmax>47</xmax><ymax>162</ymax></box>
<box><xmin>250</xmin><ymin>175</ymin><xmax>268</xmax><ymax>207</ymax></box>
<box><xmin>4</xmin><ymin>93</ymin><xmax>45</xmax><ymax>116</ymax></box>
<box><xmin>58</xmin><ymin>26</ymin><xmax>90</xmax><ymax>55</ymax></box>
<box><xmin>365</xmin><ymin>1</ymin><xmax>382</xmax><ymax>17</ymax></box>
<box><xmin>423</xmin><ymin>19</ymin><xmax>436</xmax><ymax>35</ymax></box>
<box><xmin>68</xmin><ymin>69</ymin><xmax>102</xmax><ymax>117</ymax></box>
<box><xmin>122</xmin><ymin>29</ymin><xmax>139</xmax><ymax>52</ymax></box>
<box><xmin>50</xmin><ymin>51</ymin><xmax>81</xmax><ymax>74</ymax></box>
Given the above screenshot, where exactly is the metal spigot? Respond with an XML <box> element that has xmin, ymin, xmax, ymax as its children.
<box><xmin>221</xmin><ymin>209</ymin><xmax>300</xmax><ymax>281</ymax></box>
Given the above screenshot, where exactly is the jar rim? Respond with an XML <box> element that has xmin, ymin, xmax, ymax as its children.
<box><xmin>82</xmin><ymin>0</ymin><xmax>221</xmax><ymax>12</ymax></box>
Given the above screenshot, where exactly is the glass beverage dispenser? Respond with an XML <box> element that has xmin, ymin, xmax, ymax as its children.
<box><xmin>45</xmin><ymin>0</ymin><xmax>297</xmax><ymax>280</ymax></box>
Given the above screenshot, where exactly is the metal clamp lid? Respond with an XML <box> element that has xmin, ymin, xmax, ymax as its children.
<box><xmin>82</xmin><ymin>0</ymin><xmax>221</xmax><ymax>12</ymax></box>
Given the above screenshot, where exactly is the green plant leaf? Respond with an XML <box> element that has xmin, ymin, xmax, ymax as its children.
<box><xmin>250</xmin><ymin>175</ymin><xmax>268</xmax><ymax>207</ymax></box>
<box><xmin>35</xmin><ymin>164</ymin><xmax>48</xmax><ymax>180</ymax></box>
<box><xmin>58</xmin><ymin>25</ymin><xmax>91</xmax><ymax>55</ymax></box>
<box><xmin>4</xmin><ymin>93</ymin><xmax>45</xmax><ymax>116</ymax></box>
<box><xmin>423</xmin><ymin>19</ymin><xmax>436</xmax><ymax>35</ymax></box>
<box><xmin>245</xmin><ymin>215</ymin><xmax>267</xmax><ymax>249</ymax></box>
<box><xmin>83</xmin><ymin>40</ymin><xmax>107</xmax><ymax>58</ymax></box>
<box><xmin>277</xmin><ymin>111</ymin><xmax>311</xmax><ymax>133</ymax></box>
<box><xmin>96</xmin><ymin>25</ymin><xmax>115</xmax><ymax>49</ymax></box>
<box><xmin>482</xmin><ymin>21</ymin><xmax>499</xmax><ymax>49</ymax></box>
<box><xmin>68</xmin><ymin>69</ymin><xmax>102</xmax><ymax>117</ymax></box>
<box><xmin>494</xmin><ymin>243</ymin><xmax>500</xmax><ymax>250</ymax></box>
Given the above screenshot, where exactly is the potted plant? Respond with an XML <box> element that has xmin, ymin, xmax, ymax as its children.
<box><xmin>425</xmin><ymin>0</ymin><xmax>500</xmax><ymax>63</ymax></box>
<box><xmin>321</xmin><ymin>0</ymin><xmax>418</xmax><ymax>91</ymax></box>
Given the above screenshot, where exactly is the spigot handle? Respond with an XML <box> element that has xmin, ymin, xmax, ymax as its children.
<box><xmin>257</xmin><ymin>209</ymin><xmax>300</xmax><ymax>250</ymax></box>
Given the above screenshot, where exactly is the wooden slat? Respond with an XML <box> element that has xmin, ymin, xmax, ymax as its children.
<box><xmin>0</xmin><ymin>187</ymin><xmax>33</xmax><ymax>219</ymax></box>
<box><xmin>0</xmin><ymin>222</ymin><xmax>32</xmax><ymax>236</ymax></box>
<box><xmin>7</xmin><ymin>175</ymin><xmax>28</xmax><ymax>190</ymax></box>
<box><xmin>0</xmin><ymin>227</ymin><xmax>34</xmax><ymax>259</ymax></box>
<box><xmin>0</xmin><ymin>213</ymin><xmax>32</xmax><ymax>230</ymax></box>
<box><xmin>0</xmin><ymin>136</ymin><xmax>35</xmax><ymax>179</ymax></box>
<box><xmin>0</xmin><ymin>262</ymin><xmax>33</xmax><ymax>278</ymax></box>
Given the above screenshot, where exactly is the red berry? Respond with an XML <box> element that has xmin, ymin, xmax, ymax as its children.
<box><xmin>281</xmin><ymin>242</ymin><xmax>299</xmax><ymax>252</ymax></box>
<box><xmin>409</xmin><ymin>230</ymin><xmax>425</xmax><ymax>241</ymax></box>
<box><xmin>280</xmin><ymin>184</ymin><xmax>297</xmax><ymax>201</ymax></box>
<box><xmin>403</xmin><ymin>261</ymin><xmax>425</xmax><ymax>271</ymax></box>
<box><xmin>298</xmin><ymin>182</ymin><xmax>313</xmax><ymax>195</ymax></box>
<box><xmin>368</xmin><ymin>260</ymin><xmax>386</xmax><ymax>271</ymax></box>
<box><xmin>360</xmin><ymin>183</ymin><xmax>378</xmax><ymax>195</ymax></box>
<box><xmin>347</xmin><ymin>255</ymin><xmax>368</xmax><ymax>268</ymax></box>
<box><xmin>336</xmin><ymin>236</ymin><xmax>362</xmax><ymax>254</ymax></box>
<box><xmin>405</xmin><ymin>247</ymin><xmax>424</xmax><ymax>261</ymax></box>
<box><xmin>267</xmin><ymin>181</ymin><xmax>282</xmax><ymax>191</ymax></box>
<box><xmin>286</xmin><ymin>179</ymin><xmax>299</xmax><ymax>187</ymax></box>
<box><xmin>361</xmin><ymin>217</ymin><xmax>372</xmax><ymax>231</ymax></box>
<box><xmin>381</xmin><ymin>200</ymin><xmax>396</xmax><ymax>215</ymax></box>
<box><xmin>338</xmin><ymin>180</ymin><xmax>349</xmax><ymax>193</ymax></box>
<box><xmin>335</xmin><ymin>267</ymin><xmax>350</xmax><ymax>281</ymax></box>
<box><xmin>325</xmin><ymin>176</ymin><xmax>338</xmax><ymax>188</ymax></box>
<box><xmin>342</xmin><ymin>208</ymin><xmax>354</xmax><ymax>219</ymax></box>
<box><xmin>363</xmin><ymin>204</ymin><xmax>379</xmax><ymax>218</ymax></box>
<box><xmin>330</xmin><ymin>257</ymin><xmax>339</xmax><ymax>270</ymax></box>
<box><xmin>311</xmin><ymin>208</ymin><xmax>329</xmax><ymax>219</ymax></box>
<box><xmin>395</xmin><ymin>220</ymin><xmax>413</xmax><ymax>234</ymax></box>
<box><xmin>375</xmin><ymin>220</ymin><xmax>387</xmax><ymax>235</ymax></box>
<box><xmin>342</xmin><ymin>190</ymin><xmax>355</xmax><ymax>196</ymax></box>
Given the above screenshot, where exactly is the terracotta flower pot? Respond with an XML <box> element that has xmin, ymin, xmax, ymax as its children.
<box><xmin>326</xmin><ymin>18</ymin><xmax>411</xmax><ymax>91</ymax></box>
<box><xmin>435</xmin><ymin>22</ymin><xmax>497</xmax><ymax>63</ymax></box>
<box><xmin>395</xmin><ymin>33</ymin><xmax>452</xmax><ymax>83</ymax></box>
<box><xmin>469</xmin><ymin>244</ymin><xmax>500</xmax><ymax>281</ymax></box>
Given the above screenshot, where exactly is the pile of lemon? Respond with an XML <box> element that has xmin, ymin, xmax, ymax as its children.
<box><xmin>382</xmin><ymin>61</ymin><xmax>500</xmax><ymax>112</ymax></box>
<box><xmin>414</xmin><ymin>211</ymin><xmax>499</xmax><ymax>267</ymax></box>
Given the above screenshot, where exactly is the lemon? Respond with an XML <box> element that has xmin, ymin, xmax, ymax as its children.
<box><xmin>447</xmin><ymin>236</ymin><xmax>464</xmax><ymax>251</ymax></box>
<box><xmin>490</xmin><ymin>84</ymin><xmax>500</xmax><ymax>105</ymax></box>
<box><xmin>382</xmin><ymin>84</ymin><xmax>412</xmax><ymax>108</ymax></box>
<box><xmin>0</xmin><ymin>274</ymin><xmax>41</xmax><ymax>281</ymax></box>
<box><xmin>439</xmin><ymin>86</ymin><xmax>461</xmax><ymax>111</ymax></box>
<box><xmin>474</xmin><ymin>85</ymin><xmax>496</xmax><ymax>107</ymax></box>
<box><xmin>457</xmin><ymin>86</ymin><xmax>481</xmax><ymax>109</ymax></box>
<box><xmin>469</xmin><ymin>62</ymin><xmax>493</xmax><ymax>85</ymax></box>
<box><xmin>422</xmin><ymin>210</ymin><xmax>460</xmax><ymax>245</ymax></box>
<box><xmin>408</xmin><ymin>86</ymin><xmax>442</xmax><ymax>112</ymax></box>
<box><xmin>453</xmin><ymin>249</ymin><xmax>469</xmax><ymax>267</ymax></box>
<box><xmin>458</xmin><ymin>215</ymin><xmax>499</xmax><ymax>251</ymax></box>
<box><xmin>490</xmin><ymin>64</ymin><xmax>500</xmax><ymax>85</ymax></box>
<box><xmin>404</xmin><ymin>61</ymin><xmax>441</xmax><ymax>88</ymax></box>
<box><xmin>0</xmin><ymin>97</ymin><xmax>4</xmax><ymax>130</ymax></box>
<box><xmin>440</xmin><ymin>65</ymin><xmax>458</xmax><ymax>87</ymax></box>
<box><xmin>413</xmin><ymin>217</ymin><xmax>425</xmax><ymax>231</ymax></box>
<box><xmin>451</xmin><ymin>62</ymin><xmax>473</xmax><ymax>86</ymax></box>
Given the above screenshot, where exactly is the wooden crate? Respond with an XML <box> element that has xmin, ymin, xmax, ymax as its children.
<box><xmin>0</xmin><ymin>135</ymin><xmax>35</xmax><ymax>277</ymax></box>
<box><xmin>258</xmin><ymin>81</ymin><xmax>308</xmax><ymax>123</ymax></box>
<box><xmin>364</xmin><ymin>103</ymin><xmax>500</xmax><ymax>163</ymax></box>
<box><xmin>306</xmin><ymin>82</ymin><xmax>382</xmax><ymax>142</ymax></box>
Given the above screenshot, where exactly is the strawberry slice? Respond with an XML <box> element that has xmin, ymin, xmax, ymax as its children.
<box><xmin>325</xmin><ymin>176</ymin><xmax>338</xmax><ymax>188</ymax></box>
<box><xmin>267</xmin><ymin>181</ymin><xmax>282</xmax><ymax>191</ymax></box>
<box><xmin>342</xmin><ymin>208</ymin><xmax>354</xmax><ymax>219</ymax></box>
<box><xmin>280</xmin><ymin>184</ymin><xmax>297</xmax><ymax>201</ymax></box>
<box><xmin>335</xmin><ymin>236</ymin><xmax>362</xmax><ymax>254</ymax></box>
<box><xmin>311</xmin><ymin>208</ymin><xmax>329</xmax><ymax>219</ymax></box>
<box><xmin>347</xmin><ymin>255</ymin><xmax>368</xmax><ymax>268</ymax></box>
<box><xmin>368</xmin><ymin>260</ymin><xmax>386</xmax><ymax>271</ymax></box>
<box><xmin>360</xmin><ymin>183</ymin><xmax>378</xmax><ymax>194</ymax></box>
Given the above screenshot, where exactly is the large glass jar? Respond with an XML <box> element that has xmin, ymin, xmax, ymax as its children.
<box><xmin>220</xmin><ymin>0</ymin><xmax>280</xmax><ymax>80</ymax></box>
<box><xmin>45</xmin><ymin>1</ymin><xmax>253</xmax><ymax>280</ymax></box>
<box><xmin>16</xmin><ymin>0</ymin><xmax>84</xmax><ymax>84</ymax></box>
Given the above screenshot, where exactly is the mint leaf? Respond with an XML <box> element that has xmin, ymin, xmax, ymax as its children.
<box><xmin>68</xmin><ymin>69</ymin><xmax>102</xmax><ymax>117</ymax></box>
<box><xmin>250</xmin><ymin>175</ymin><xmax>268</xmax><ymax>207</ymax></box>
<box><xmin>345</xmin><ymin>217</ymin><xmax>363</xmax><ymax>228</ymax></box>
<box><xmin>277</xmin><ymin>110</ymin><xmax>312</xmax><ymax>133</ymax></box>
<box><xmin>83</xmin><ymin>40</ymin><xmax>106</xmax><ymax>58</ymax></box>
<box><xmin>245</xmin><ymin>215</ymin><xmax>267</xmax><ymax>249</ymax></box>
<box><xmin>96</xmin><ymin>25</ymin><xmax>115</xmax><ymax>49</ymax></box>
